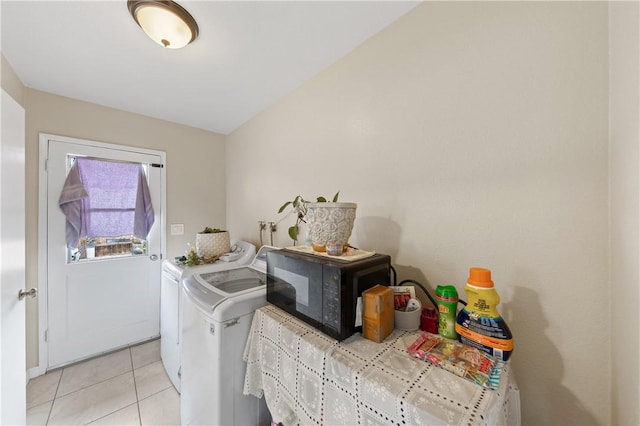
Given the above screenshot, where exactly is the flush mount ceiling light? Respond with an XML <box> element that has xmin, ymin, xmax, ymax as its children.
<box><xmin>127</xmin><ymin>0</ymin><xmax>199</xmax><ymax>49</ymax></box>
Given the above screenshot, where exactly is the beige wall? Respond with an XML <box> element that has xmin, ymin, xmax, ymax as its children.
<box><xmin>226</xmin><ymin>2</ymin><xmax>610</xmax><ymax>425</ymax></box>
<box><xmin>1</xmin><ymin>54</ymin><xmax>25</xmax><ymax>105</ymax></box>
<box><xmin>23</xmin><ymin>89</ymin><xmax>226</xmax><ymax>368</ymax></box>
<box><xmin>609</xmin><ymin>2</ymin><xmax>640</xmax><ymax>425</ymax></box>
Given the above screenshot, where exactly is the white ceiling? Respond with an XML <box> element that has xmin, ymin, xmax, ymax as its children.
<box><xmin>1</xmin><ymin>1</ymin><xmax>419</xmax><ymax>135</ymax></box>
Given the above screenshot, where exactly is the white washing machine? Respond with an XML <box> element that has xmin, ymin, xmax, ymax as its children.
<box><xmin>160</xmin><ymin>241</ymin><xmax>256</xmax><ymax>392</ymax></box>
<box><xmin>180</xmin><ymin>245</ymin><xmax>275</xmax><ymax>426</ymax></box>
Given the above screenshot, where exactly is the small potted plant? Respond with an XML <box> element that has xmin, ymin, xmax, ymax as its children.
<box><xmin>278</xmin><ymin>191</ymin><xmax>357</xmax><ymax>255</ymax></box>
<box><xmin>195</xmin><ymin>227</ymin><xmax>230</xmax><ymax>260</ymax></box>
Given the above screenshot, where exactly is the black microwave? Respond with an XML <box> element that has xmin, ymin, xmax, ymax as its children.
<box><xmin>266</xmin><ymin>249</ymin><xmax>391</xmax><ymax>341</ymax></box>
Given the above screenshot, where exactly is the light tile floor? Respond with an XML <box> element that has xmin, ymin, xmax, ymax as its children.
<box><xmin>26</xmin><ymin>339</ymin><xmax>180</xmax><ymax>426</ymax></box>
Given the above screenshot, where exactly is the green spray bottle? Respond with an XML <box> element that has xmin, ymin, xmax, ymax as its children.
<box><xmin>435</xmin><ymin>285</ymin><xmax>458</xmax><ymax>339</ymax></box>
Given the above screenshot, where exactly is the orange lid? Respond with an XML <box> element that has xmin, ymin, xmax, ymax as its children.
<box><xmin>467</xmin><ymin>267</ymin><xmax>494</xmax><ymax>288</ymax></box>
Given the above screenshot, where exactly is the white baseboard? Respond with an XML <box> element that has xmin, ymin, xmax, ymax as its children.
<box><xmin>27</xmin><ymin>365</ymin><xmax>46</xmax><ymax>380</ymax></box>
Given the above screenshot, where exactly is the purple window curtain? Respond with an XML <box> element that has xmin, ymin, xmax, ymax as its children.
<box><xmin>58</xmin><ymin>157</ymin><xmax>155</xmax><ymax>248</ymax></box>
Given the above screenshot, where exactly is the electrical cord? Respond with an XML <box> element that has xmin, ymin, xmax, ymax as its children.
<box><xmin>381</xmin><ymin>258</ymin><xmax>469</xmax><ymax>309</ymax></box>
<box><xmin>395</xmin><ymin>278</ymin><xmax>467</xmax><ymax>308</ymax></box>
<box><xmin>390</xmin><ymin>265</ymin><xmax>397</xmax><ymax>286</ymax></box>
<box><xmin>397</xmin><ymin>279</ymin><xmax>438</xmax><ymax>308</ymax></box>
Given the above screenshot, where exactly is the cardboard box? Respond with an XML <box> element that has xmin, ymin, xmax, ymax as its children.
<box><xmin>362</xmin><ymin>284</ymin><xmax>394</xmax><ymax>343</ymax></box>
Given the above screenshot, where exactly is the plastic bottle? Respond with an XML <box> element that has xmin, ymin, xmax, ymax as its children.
<box><xmin>420</xmin><ymin>306</ymin><xmax>438</xmax><ymax>334</ymax></box>
<box><xmin>435</xmin><ymin>285</ymin><xmax>458</xmax><ymax>339</ymax></box>
<box><xmin>455</xmin><ymin>267</ymin><xmax>514</xmax><ymax>361</ymax></box>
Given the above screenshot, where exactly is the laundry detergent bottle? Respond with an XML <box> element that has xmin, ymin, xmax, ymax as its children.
<box><xmin>455</xmin><ymin>267</ymin><xmax>514</xmax><ymax>361</ymax></box>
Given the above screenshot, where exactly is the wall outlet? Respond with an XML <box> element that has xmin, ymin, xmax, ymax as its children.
<box><xmin>170</xmin><ymin>223</ymin><xmax>184</xmax><ymax>235</ymax></box>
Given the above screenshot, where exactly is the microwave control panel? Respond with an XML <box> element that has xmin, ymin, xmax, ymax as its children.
<box><xmin>322</xmin><ymin>267</ymin><xmax>340</xmax><ymax>332</ymax></box>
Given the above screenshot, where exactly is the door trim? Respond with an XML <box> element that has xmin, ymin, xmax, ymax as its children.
<box><xmin>37</xmin><ymin>133</ymin><xmax>167</xmax><ymax>375</ymax></box>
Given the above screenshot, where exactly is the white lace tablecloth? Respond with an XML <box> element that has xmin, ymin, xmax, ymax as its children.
<box><xmin>243</xmin><ymin>305</ymin><xmax>520</xmax><ymax>426</ymax></box>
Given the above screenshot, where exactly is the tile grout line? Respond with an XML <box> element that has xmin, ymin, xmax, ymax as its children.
<box><xmin>55</xmin><ymin>366</ymin><xmax>133</xmax><ymax>400</ymax></box>
<box><xmin>82</xmin><ymin>402</ymin><xmax>138</xmax><ymax>426</ymax></box>
<box><xmin>60</xmin><ymin>372</ymin><xmax>131</xmax><ymax>396</ymax></box>
<box><xmin>129</xmin><ymin>347</ymin><xmax>143</xmax><ymax>426</ymax></box>
<box><xmin>80</xmin><ymin>348</ymin><xmax>139</xmax><ymax>425</ymax></box>
<box><xmin>52</xmin><ymin>348</ymin><xmax>133</xmax><ymax>398</ymax></box>
<box><xmin>137</xmin><ymin>384</ymin><xmax>174</xmax><ymax>403</ymax></box>
<box><xmin>44</xmin><ymin>369</ymin><xmax>64</xmax><ymax>425</ymax></box>
<box><xmin>49</xmin><ymin>370</ymin><xmax>137</xmax><ymax>426</ymax></box>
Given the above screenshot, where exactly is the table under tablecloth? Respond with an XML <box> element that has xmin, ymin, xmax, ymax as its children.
<box><xmin>244</xmin><ymin>305</ymin><xmax>520</xmax><ymax>426</ymax></box>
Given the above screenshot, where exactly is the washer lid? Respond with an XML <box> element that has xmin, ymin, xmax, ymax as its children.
<box><xmin>211</xmin><ymin>278</ymin><xmax>264</xmax><ymax>294</ymax></box>
<box><xmin>182</xmin><ymin>275</ymin><xmax>226</xmax><ymax>311</ymax></box>
<box><xmin>197</xmin><ymin>268</ymin><xmax>265</xmax><ymax>293</ymax></box>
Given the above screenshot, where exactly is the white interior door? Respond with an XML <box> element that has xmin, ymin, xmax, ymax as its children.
<box><xmin>45</xmin><ymin>137</ymin><xmax>164</xmax><ymax>368</ymax></box>
<box><xmin>1</xmin><ymin>90</ymin><xmax>27</xmax><ymax>424</ymax></box>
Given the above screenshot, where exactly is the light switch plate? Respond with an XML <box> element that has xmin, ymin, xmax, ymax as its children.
<box><xmin>170</xmin><ymin>223</ymin><xmax>184</xmax><ymax>235</ymax></box>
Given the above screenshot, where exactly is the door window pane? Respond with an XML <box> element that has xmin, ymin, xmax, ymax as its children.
<box><xmin>62</xmin><ymin>155</ymin><xmax>154</xmax><ymax>264</ymax></box>
<box><xmin>69</xmin><ymin>235</ymin><xmax>148</xmax><ymax>262</ymax></box>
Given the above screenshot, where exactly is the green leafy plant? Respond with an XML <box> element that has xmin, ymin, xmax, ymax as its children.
<box><xmin>200</xmin><ymin>227</ymin><xmax>224</xmax><ymax>233</ymax></box>
<box><xmin>184</xmin><ymin>247</ymin><xmax>202</xmax><ymax>266</ymax></box>
<box><xmin>175</xmin><ymin>244</ymin><xmax>203</xmax><ymax>266</ymax></box>
<box><xmin>278</xmin><ymin>191</ymin><xmax>339</xmax><ymax>242</ymax></box>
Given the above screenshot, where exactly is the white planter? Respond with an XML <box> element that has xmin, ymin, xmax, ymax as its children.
<box><xmin>306</xmin><ymin>202</ymin><xmax>357</xmax><ymax>254</ymax></box>
<box><xmin>195</xmin><ymin>232</ymin><xmax>230</xmax><ymax>259</ymax></box>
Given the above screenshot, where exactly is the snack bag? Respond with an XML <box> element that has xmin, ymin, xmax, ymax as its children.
<box><xmin>407</xmin><ymin>331</ymin><xmax>504</xmax><ymax>389</ymax></box>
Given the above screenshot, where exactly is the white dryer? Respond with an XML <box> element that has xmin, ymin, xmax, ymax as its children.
<box><xmin>160</xmin><ymin>241</ymin><xmax>256</xmax><ymax>392</ymax></box>
<box><xmin>180</xmin><ymin>245</ymin><xmax>275</xmax><ymax>426</ymax></box>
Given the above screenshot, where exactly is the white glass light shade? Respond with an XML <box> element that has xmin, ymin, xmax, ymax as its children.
<box><xmin>128</xmin><ymin>1</ymin><xmax>198</xmax><ymax>49</ymax></box>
